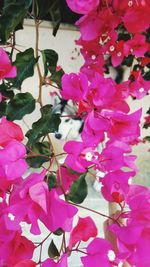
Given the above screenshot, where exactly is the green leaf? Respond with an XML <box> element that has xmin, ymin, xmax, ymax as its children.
<box><xmin>53</xmin><ymin>228</ymin><xmax>63</xmax><ymax>236</ymax></box>
<box><xmin>143</xmin><ymin>123</ymin><xmax>150</xmax><ymax>129</ymax></box>
<box><xmin>48</xmin><ymin>240</ymin><xmax>60</xmax><ymax>259</ymax></box>
<box><xmin>67</xmin><ymin>174</ymin><xmax>88</xmax><ymax>204</ymax></box>
<box><xmin>26</xmin><ymin>104</ymin><xmax>61</xmax><ymax>146</ymax></box>
<box><xmin>144</xmin><ymin>136</ymin><xmax>150</xmax><ymax>142</ymax></box>
<box><xmin>122</xmin><ymin>55</ymin><xmax>134</xmax><ymax>67</ymax></box>
<box><xmin>26</xmin><ymin>141</ymin><xmax>52</xmax><ymax>168</ymax></box>
<box><xmin>0</xmin><ymin>83</ymin><xmax>14</xmax><ymax>99</ymax></box>
<box><xmin>50</xmin><ymin>68</ymin><xmax>64</xmax><ymax>88</ymax></box>
<box><xmin>11</xmin><ymin>48</ymin><xmax>38</xmax><ymax>89</ymax></box>
<box><xmin>6</xmin><ymin>92</ymin><xmax>35</xmax><ymax>121</ymax></box>
<box><xmin>47</xmin><ymin>173</ymin><xmax>57</xmax><ymax>190</ymax></box>
<box><xmin>41</xmin><ymin>49</ymin><xmax>58</xmax><ymax>76</ymax></box>
<box><xmin>49</xmin><ymin>0</ymin><xmax>61</xmax><ymax>36</ymax></box>
<box><xmin>0</xmin><ymin>0</ymin><xmax>32</xmax><ymax>43</ymax></box>
<box><xmin>0</xmin><ymin>101</ymin><xmax>7</xmax><ymax>118</ymax></box>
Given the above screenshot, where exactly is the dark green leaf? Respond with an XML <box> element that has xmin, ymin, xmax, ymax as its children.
<box><xmin>0</xmin><ymin>83</ymin><xmax>14</xmax><ymax>99</ymax></box>
<box><xmin>0</xmin><ymin>101</ymin><xmax>7</xmax><ymax>118</ymax></box>
<box><xmin>144</xmin><ymin>71</ymin><xmax>150</xmax><ymax>81</ymax></box>
<box><xmin>122</xmin><ymin>55</ymin><xmax>134</xmax><ymax>67</ymax></box>
<box><xmin>26</xmin><ymin>141</ymin><xmax>51</xmax><ymax>168</ymax></box>
<box><xmin>6</xmin><ymin>92</ymin><xmax>35</xmax><ymax>121</ymax></box>
<box><xmin>144</xmin><ymin>136</ymin><xmax>150</xmax><ymax>142</ymax></box>
<box><xmin>41</xmin><ymin>49</ymin><xmax>58</xmax><ymax>76</ymax></box>
<box><xmin>50</xmin><ymin>69</ymin><xmax>64</xmax><ymax>88</ymax></box>
<box><xmin>67</xmin><ymin>174</ymin><xmax>88</xmax><ymax>204</ymax></box>
<box><xmin>0</xmin><ymin>0</ymin><xmax>32</xmax><ymax>43</ymax></box>
<box><xmin>48</xmin><ymin>240</ymin><xmax>60</xmax><ymax>259</ymax></box>
<box><xmin>11</xmin><ymin>48</ymin><xmax>38</xmax><ymax>89</ymax></box>
<box><xmin>143</xmin><ymin>123</ymin><xmax>150</xmax><ymax>129</ymax></box>
<box><xmin>49</xmin><ymin>0</ymin><xmax>61</xmax><ymax>36</ymax></box>
<box><xmin>146</xmin><ymin>108</ymin><xmax>150</xmax><ymax>115</ymax></box>
<box><xmin>26</xmin><ymin>104</ymin><xmax>61</xmax><ymax>146</ymax></box>
<box><xmin>53</xmin><ymin>228</ymin><xmax>63</xmax><ymax>236</ymax></box>
<box><xmin>47</xmin><ymin>173</ymin><xmax>57</xmax><ymax>190</ymax></box>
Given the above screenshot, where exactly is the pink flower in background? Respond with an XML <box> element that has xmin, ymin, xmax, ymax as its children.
<box><xmin>76</xmin><ymin>13</ymin><xmax>102</xmax><ymax>41</ymax></box>
<box><xmin>96</xmin><ymin>145</ymin><xmax>125</xmax><ymax>172</ymax></box>
<box><xmin>0</xmin><ymin>140</ymin><xmax>27</xmax><ymax>180</ymax></box>
<box><xmin>69</xmin><ymin>216</ymin><xmax>97</xmax><ymax>249</ymax></box>
<box><xmin>40</xmin><ymin>188</ymin><xmax>78</xmax><ymax>232</ymax></box>
<box><xmin>87</xmin><ymin>74</ymin><xmax>116</xmax><ymax>109</ymax></box>
<box><xmin>64</xmin><ymin>141</ymin><xmax>94</xmax><ymax>173</ymax></box>
<box><xmin>8</xmin><ymin>171</ymin><xmax>77</xmax><ymax>234</ymax></box>
<box><xmin>42</xmin><ymin>254</ymin><xmax>68</xmax><ymax>267</ymax></box>
<box><xmin>66</xmin><ymin>0</ymin><xmax>100</xmax><ymax>14</ymax></box>
<box><xmin>101</xmin><ymin>170</ymin><xmax>135</xmax><ymax>203</ymax></box>
<box><xmin>123</xmin><ymin>5</ymin><xmax>150</xmax><ymax>33</ymax></box>
<box><xmin>0</xmin><ymin>231</ymin><xmax>35</xmax><ymax>267</ymax></box>
<box><xmin>56</xmin><ymin>166</ymin><xmax>78</xmax><ymax>195</ymax></box>
<box><xmin>105</xmin><ymin>109</ymin><xmax>142</xmax><ymax>142</ymax></box>
<box><xmin>61</xmin><ymin>72</ymin><xmax>88</xmax><ymax>101</ymax></box>
<box><xmin>0</xmin><ymin>117</ymin><xmax>24</xmax><ymax>147</ymax></box>
<box><xmin>129</xmin><ymin>70</ymin><xmax>150</xmax><ymax>99</ymax></box>
<box><xmin>14</xmin><ymin>260</ymin><xmax>36</xmax><ymax>267</ymax></box>
<box><xmin>81</xmin><ymin>238</ymin><xmax>114</xmax><ymax>267</ymax></box>
<box><xmin>0</xmin><ymin>48</ymin><xmax>17</xmax><ymax>79</ymax></box>
<box><xmin>81</xmin><ymin>111</ymin><xmax>110</xmax><ymax>147</ymax></box>
<box><xmin>124</xmin><ymin>34</ymin><xmax>148</xmax><ymax>58</ymax></box>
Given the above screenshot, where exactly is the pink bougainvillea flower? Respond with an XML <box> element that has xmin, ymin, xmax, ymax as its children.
<box><xmin>8</xmin><ymin>171</ymin><xmax>77</xmax><ymax>234</ymax></box>
<box><xmin>108</xmin><ymin>41</ymin><xmax>125</xmax><ymax>67</ymax></box>
<box><xmin>104</xmin><ymin>109</ymin><xmax>142</xmax><ymax>143</ymax></box>
<box><xmin>86</xmin><ymin>73</ymin><xmax>128</xmax><ymax>113</ymax></box>
<box><xmin>69</xmin><ymin>216</ymin><xmax>97</xmax><ymax>249</ymax></box>
<box><xmin>56</xmin><ymin>166</ymin><xmax>78</xmax><ymax>195</ymax></box>
<box><xmin>42</xmin><ymin>254</ymin><xmax>68</xmax><ymax>267</ymax></box>
<box><xmin>76</xmin><ymin>12</ymin><xmax>102</xmax><ymax>41</ymax></box>
<box><xmin>81</xmin><ymin>238</ymin><xmax>114</xmax><ymax>267</ymax></box>
<box><xmin>0</xmin><ymin>117</ymin><xmax>24</xmax><ymax>147</ymax></box>
<box><xmin>0</xmin><ymin>140</ymin><xmax>27</xmax><ymax>180</ymax></box>
<box><xmin>129</xmin><ymin>70</ymin><xmax>150</xmax><ymax>99</ymax></box>
<box><xmin>64</xmin><ymin>141</ymin><xmax>94</xmax><ymax>173</ymax></box>
<box><xmin>0</xmin><ymin>231</ymin><xmax>35</xmax><ymax>267</ymax></box>
<box><xmin>0</xmin><ymin>48</ymin><xmax>17</xmax><ymax>79</ymax></box>
<box><xmin>124</xmin><ymin>34</ymin><xmax>148</xmax><ymax>58</ymax></box>
<box><xmin>66</xmin><ymin>0</ymin><xmax>100</xmax><ymax>14</ymax></box>
<box><xmin>61</xmin><ymin>72</ymin><xmax>88</xmax><ymax>102</ymax></box>
<box><xmin>81</xmin><ymin>111</ymin><xmax>110</xmax><ymax>147</ymax></box>
<box><xmin>39</xmin><ymin>188</ymin><xmax>78</xmax><ymax>232</ymax></box>
<box><xmin>87</xmin><ymin>73</ymin><xmax>116</xmax><ymax>108</ymax></box>
<box><xmin>14</xmin><ymin>260</ymin><xmax>36</xmax><ymax>267</ymax></box>
<box><xmin>127</xmin><ymin>185</ymin><xmax>150</xmax><ymax>224</ymax></box>
<box><xmin>7</xmin><ymin>171</ymin><xmax>46</xmax><ymax>234</ymax></box>
<box><xmin>110</xmin><ymin>223</ymin><xmax>150</xmax><ymax>267</ymax></box>
<box><xmin>101</xmin><ymin>170</ymin><xmax>135</xmax><ymax>203</ymax></box>
<box><xmin>96</xmin><ymin>145</ymin><xmax>125</xmax><ymax>172</ymax></box>
<box><xmin>123</xmin><ymin>5</ymin><xmax>150</xmax><ymax>33</ymax></box>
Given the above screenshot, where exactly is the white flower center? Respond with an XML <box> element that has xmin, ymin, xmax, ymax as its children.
<box><xmin>85</xmin><ymin>152</ymin><xmax>93</xmax><ymax>161</ymax></box>
<box><xmin>8</xmin><ymin>213</ymin><xmax>15</xmax><ymax>221</ymax></box>
<box><xmin>91</xmin><ymin>55</ymin><xmax>96</xmax><ymax>60</ymax></box>
<box><xmin>139</xmin><ymin>87</ymin><xmax>144</xmax><ymax>93</ymax></box>
<box><xmin>128</xmin><ymin>1</ymin><xmax>133</xmax><ymax>7</ymax></box>
<box><xmin>110</xmin><ymin>45</ymin><xmax>115</xmax><ymax>52</ymax></box>
<box><xmin>117</xmin><ymin>52</ymin><xmax>122</xmax><ymax>57</ymax></box>
<box><xmin>107</xmin><ymin>250</ymin><xmax>116</xmax><ymax>261</ymax></box>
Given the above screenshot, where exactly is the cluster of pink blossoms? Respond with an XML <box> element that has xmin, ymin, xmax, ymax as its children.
<box><xmin>0</xmin><ymin>0</ymin><xmax>150</xmax><ymax>266</ymax></box>
<box><xmin>61</xmin><ymin>0</ymin><xmax>150</xmax><ymax>266</ymax></box>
